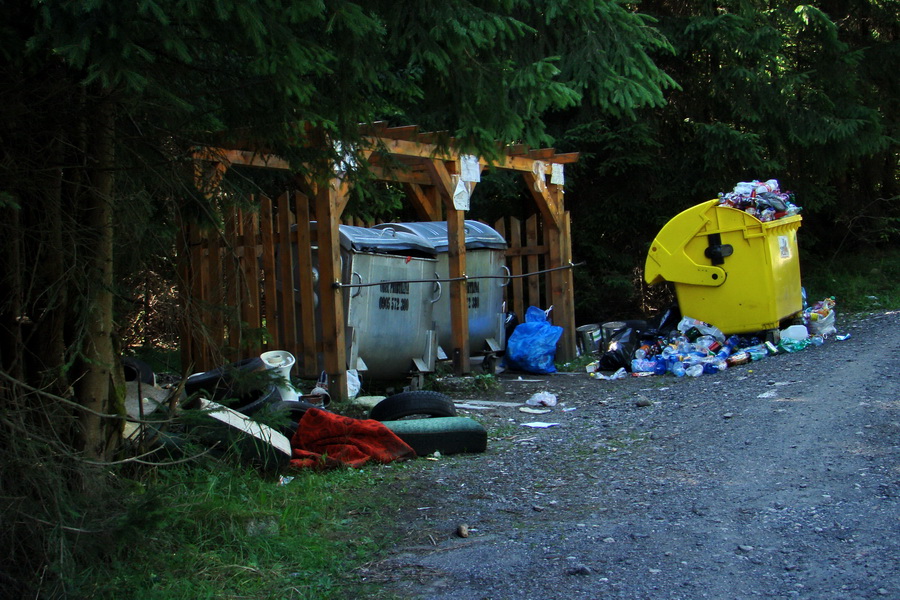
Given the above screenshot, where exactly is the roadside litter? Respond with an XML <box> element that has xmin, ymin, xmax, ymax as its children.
<box><xmin>503</xmin><ymin>306</ymin><xmax>563</xmax><ymax>374</ymax></box>
<box><xmin>582</xmin><ymin>296</ymin><xmax>844</xmax><ymax>380</ymax></box>
<box><xmin>125</xmin><ymin>350</ymin><xmax>487</xmax><ymax>472</ymax></box>
<box><xmin>526</xmin><ymin>391</ymin><xmax>558</xmax><ymax>407</ymax></box>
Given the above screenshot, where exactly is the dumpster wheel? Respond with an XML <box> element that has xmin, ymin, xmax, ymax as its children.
<box><xmin>369</xmin><ymin>391</ymin><xmax>457</xmax><ymax>421</ymax></box>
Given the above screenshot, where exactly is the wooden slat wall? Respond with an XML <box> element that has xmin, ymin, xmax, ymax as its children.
<box><xmin>184</xmin><ymin>205</ymin><xmax>561</xmax><ymax>373</ymax></box>
<box><xmin>494</xmin><ymin>215</ymin><xmax>549</xmax><ymax>321</ymax></box>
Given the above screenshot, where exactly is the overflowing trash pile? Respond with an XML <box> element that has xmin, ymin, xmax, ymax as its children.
<box><xmin>587</xmin><ymin>297</ymin><xmax>844</xmax><ymax>379</ymax></box>
<box><xmin>717</xmin><ymin>179</ymin><xmax>802</xmax><ymax>222</ymax></box>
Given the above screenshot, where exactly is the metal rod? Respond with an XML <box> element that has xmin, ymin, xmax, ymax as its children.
<box><xmin>331</xmin><ymin>261</ymin><xmax>585</xmax><ymax>289</ymax></box>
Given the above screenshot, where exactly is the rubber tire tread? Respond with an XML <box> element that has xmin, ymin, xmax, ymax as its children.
<box><xmin>122</xmin><ymin>357</ymin><xmax>155</xmax><ymax>385</ymax></box>
<box><xmin>184</xmin><ymin>357</ymin><xmax>268</xmax><ymax>402</ymax></box>
<box><xmin>251</xmin><ymin>399</ymin><xmax>322</xmax><ymax>437</ymax></box>
<box><xmin>231</xmin><ymin>384</ymin><xmax>281</xmax><ymax>416</ymax></box>
<box><xmin>368</xmin><ymin>391</ymin><xmax>457</xmax><ymax>421</ymax></box>
<box><xmin>381</xmin><ymin>417</ymin><xmax>487</xmax><ymax>456</ymax></box>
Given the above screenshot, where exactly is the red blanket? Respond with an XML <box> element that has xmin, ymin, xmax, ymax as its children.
<box><xmin>289</xmin><ymin>407</ymin><xmax>416</xmax><ymax>469</ymax></box>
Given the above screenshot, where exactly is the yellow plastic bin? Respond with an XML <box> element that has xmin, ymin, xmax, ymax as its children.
<box><xmin>644</xmin><ymin>198</ymin><xmax>802</xmax><ymax>334</ymax></box>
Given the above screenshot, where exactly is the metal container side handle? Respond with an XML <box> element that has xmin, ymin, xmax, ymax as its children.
<box><xmin>499</xmin><ymin>264</ymin><xmax>511</xmax><ymax>287</ymax></box>
<box><xmin>350</xmin><ymin>271</ymin><xmax>363</xmax><ymax>298</ymax></box>
<box><xmin>431</xmin><ymin>276</ymin><xmax>443</xmax><ymax>304</ymax></box>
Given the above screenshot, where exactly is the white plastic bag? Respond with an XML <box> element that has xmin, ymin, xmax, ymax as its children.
<box><xmin>526</xmin><ymin>391</ymin><xmax>558</xmax><ymax>407</ymax></box>
<box><xmin>808</xmin><ymin>311</ymin><xmax>836</xmax><ymax>337</ymax></box>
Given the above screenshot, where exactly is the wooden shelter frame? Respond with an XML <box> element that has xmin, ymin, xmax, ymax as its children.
<box><xmin>181</xmin><ymin>123</ymin><xmax>579</xmax><ymax>401</ymax></box>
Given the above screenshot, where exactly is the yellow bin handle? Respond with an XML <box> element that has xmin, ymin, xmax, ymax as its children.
<box><xmin>644</xmin><ymin>199</ymin><xmax>727</xmax><ymax>288</ymax></box>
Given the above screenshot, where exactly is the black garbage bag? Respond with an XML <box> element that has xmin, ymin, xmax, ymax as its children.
<box><xmin>597</xmin><ymin>327</ymin><xmax>641</xmax><ymax>372</ymax></box>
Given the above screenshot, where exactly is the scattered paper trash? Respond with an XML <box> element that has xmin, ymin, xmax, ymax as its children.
<box><xmin>590</xmin><ymin>367</ymin><xmax>627</xmax><ymax>381</ymax></box>
<box><xmin>521</xmin><ymin>422</ymin><xmax>560</xmax><ymax>428</ymax></box>
<box><xmin>519</xmin><ymin>406</ymin><xmax>552</xmax><ymax>415</ymax></box>
<box><xmin>526</xmin><ymin>391</ymin><xmax>558</xmax><ymax>407</ymax></box>
<box><xmin>836</xmin><ymin>333</ymin><xmax>851</xmax><ymax>341</ymax></box>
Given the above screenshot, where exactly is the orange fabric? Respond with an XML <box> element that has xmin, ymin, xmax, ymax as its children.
<box><xmin>289</xmin><ymin>407</ymin><xmax>416</xmax><ymax>470</ymax></box>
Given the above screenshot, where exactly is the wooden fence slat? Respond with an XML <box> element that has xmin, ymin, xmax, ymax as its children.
<box><xmin>294</xmin><ymin>192</ymin><xmax>319</xmax><ymax>378</ymax></box>
<box><xmin>259</xmin><ymin>195</ymin><xmax>279</xmax><ymax>351</ymax></box>
<box><xmin>525</xmin><ymin>214</ymin><xmax>541</xmax><ymax>309</ymax></box>
<box><xmin>224</xmin><ymin>207</ymin><xmax>241</xmax><ymax>357</ymax></box>
<box><xmin>207</xmin><ymin>225</ymin><xmax>224</xmax><ymax>361</ymax></box>
<box><xmin>277</xmin><ymin>192</ymin><xmax>299</xmax><ymax>364</ymax></box>
<box><xmin>239</xmin><ymin>206</ymin><xmax>262</xmax><ymax>357</ymax></box>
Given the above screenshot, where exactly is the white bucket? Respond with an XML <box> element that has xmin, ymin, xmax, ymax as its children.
<box><xmin>260</xmin><ymin>350</ymin><xmax>298</xmax><ymax>402</ymax></box>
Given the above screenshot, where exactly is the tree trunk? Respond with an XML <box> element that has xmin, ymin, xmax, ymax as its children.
<box><xmin>74</xmin><ymin>95</ymin><xmax>122</xmax><ymax>461</ymax></box>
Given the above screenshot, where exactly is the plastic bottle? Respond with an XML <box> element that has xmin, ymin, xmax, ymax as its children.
<box><xmin>631</xmin><ymin>358</ymin><xmax>657</xmax><ymax>373</ymax></box>
<box><xmin>716</xmin><ymin>335</ymin><xmax>740</xmax><ymax>359</ymax></box>
<box><xmin>634</xmin><ymin>343</ymin><xmax>652</xmax><ymax>360</ymax></box>
<box><xmin>695</xmin><ymin>335</ymin><xmax>716</xmax><ymax>353</ymax></box>
<box><xmin>671</xmin><ymin>361</ymin><xmax>686</xmax><ymax>377</ymax></box>
<box><xmin>685</xmin><ymin>364</ymin><xmax>703</xmax><ymax>377</ymax></box>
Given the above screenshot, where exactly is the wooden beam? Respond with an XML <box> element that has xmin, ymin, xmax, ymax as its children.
<box><xmin>526</xmin><ymin>148</ymin><xmax>556</xmax><ymax>160</ymax></box>
<box><xmin>369</xmin><ymin>138</ymin><xmax>575</xmax><ymax>173</ymax></box>
<box><xmin>403</xmin><ymin>182</ymin><xmax>442</xmax><ymax>221</ymax></box>
<box><xmin>525</xmin><ymin>173</ymin><xmax>563</xmax><ymax>231</ymax></box>
<box><xmin>423</xmin><ymin>158</ymin><xmax>455</xmax><ymax>197</ymax></box>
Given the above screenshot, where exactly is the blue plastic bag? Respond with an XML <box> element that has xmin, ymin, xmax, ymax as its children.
<box><xmin>503</xmin><ymin>306</ymin><xmax>563</xmax><ymax>374</ymax></box>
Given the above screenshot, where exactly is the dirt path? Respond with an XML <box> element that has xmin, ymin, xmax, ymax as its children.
<box><xmin>364</xmin><ymin>310</ymin><xmax>900</xmax><ymax>600</ymax></box>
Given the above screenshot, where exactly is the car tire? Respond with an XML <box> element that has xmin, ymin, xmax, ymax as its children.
<box><xmin>368</xmin><ymin>391</ymin><xmax>457</xmax><ymax>421</ymax></box>
<box><xmin>251</xmin><ymin>399</ymin><xmax>322</xmax><ymax>437</ymax></box>
<box><xmin>380</xmin><ymin>417</ymin><xmax>487</xmax><ymax>456</ymax></box>
<box><xmin>184</xmin><ymin>357</ymin><xmax>268</xmax><ymax>403</ymax></box>
<box><xmin>122</xmin><ymin>356</ymin><xmax>156</xmax><ymax>386</ymax></box>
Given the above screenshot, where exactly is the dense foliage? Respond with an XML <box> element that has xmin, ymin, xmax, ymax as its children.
<box><xmin>0</xmin><ymin>0</ymin><xmax>896</xmax><ymax>596</ymax></box>
<box><xmin>550</xmin><ymin>0</ymin><xmax>898</xmax><ymax>320</ymax></box>
<box><xmin>0</xmin><ymin>1</ymin><xmax>678</xmax><ymax>596</ymax></box>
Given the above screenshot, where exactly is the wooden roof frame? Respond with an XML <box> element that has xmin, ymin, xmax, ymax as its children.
<box><xmin>194</xmin><ymin>123</ymin><xmax>578</xmax><ymax>401</ymax></box>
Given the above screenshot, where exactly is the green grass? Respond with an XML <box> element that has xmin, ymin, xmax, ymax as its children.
<box><xmin>63</xmin><ymin>248</ymin><xmax>900</xmax><ymax>599</ymax></box>
<box><xmin>78</xmin><ymin>458</ymin><xmax>425</xmax><ymax>600</ymax></box>
<box><xmin>801</xmin><ymin>247</ymin><xmax>900</xmax><ymax>313</ymax></box>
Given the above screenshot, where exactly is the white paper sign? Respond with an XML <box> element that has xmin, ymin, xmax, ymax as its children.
<box><xmin>461</xmin><ymin>154</ymin><xmax>481</xmax><ymax>183</ymax></box>
<box><xmin>551</xmin><ymin>163</ymin><xmax>565</xmax><ymax>186</ymax></box>
<box><xmin>453</xmin><ymin>177</ymin><xmax>470</xmax><ymax>210</ymax></box>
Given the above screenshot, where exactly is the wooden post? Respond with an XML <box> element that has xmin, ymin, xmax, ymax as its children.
<box><xmin>446</xmin><ymin>205</ymin><xmax>470</xmax><ymax>375</ymax></box>
<box><xmin>315</xmin><ymin>179</ymin><xmax>348</xmax><ymax>401</ymax></box>
<box><xmin>427</xmin><ymin>159</ymin><xmax>470</xmax><ymax>375</ymax></box>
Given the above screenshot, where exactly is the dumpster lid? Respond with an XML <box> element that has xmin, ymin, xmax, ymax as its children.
<box><xmin>373</xmin><ymin>221</ymin><xmax>507</xmax><ymax>251</ymax></box>
<box><xmin>335</xmin><ymin>224</ymin><xmax>437</xmax><ymax>255</ymax></box>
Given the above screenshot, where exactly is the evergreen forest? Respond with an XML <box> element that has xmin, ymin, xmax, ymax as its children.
<box><xmin>0</xmin><ymin>1</ymin><xmax>896</xmax><ymax>596</ymax></box>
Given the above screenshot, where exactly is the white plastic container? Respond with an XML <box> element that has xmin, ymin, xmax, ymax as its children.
<box><xmin>780</xmin><ymin>324</ymin><xmax>809</xmax><ymax>341</ymax></box>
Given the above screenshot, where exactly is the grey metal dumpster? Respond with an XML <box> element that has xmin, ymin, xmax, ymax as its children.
<box><xmin>373</xmin><ymin>221</ymin><xmax>508</xmax><ymax>359</ymax></box>
<box><xmin>281</xmin><ymin>224</ymin><xmax>441</xmax><ymax>382</ymax></box>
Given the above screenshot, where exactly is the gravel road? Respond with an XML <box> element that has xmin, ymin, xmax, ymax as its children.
<box><xmin>363</xmin><ymin>310</ymin><xmax>900</xmax><ymax>600</ymax></box>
